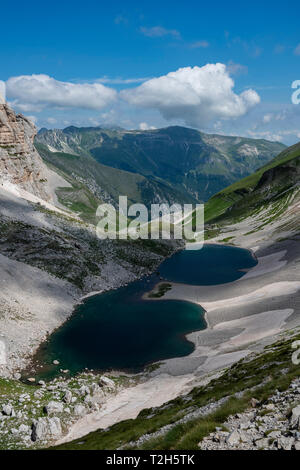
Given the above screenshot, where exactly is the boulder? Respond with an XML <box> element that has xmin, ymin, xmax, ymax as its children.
<box><xmin>255</xmin><ymin>438</ymin><xmax>270</xmax><ymax>449</ymax></box>
<box><xmin>63</xmin><ymin>390</ymin><xmax>72</xmax><ymax>404</ymax></box>
<box><xmin>74</xmin><ymin>404</ymin><xmax>86</xmax><ymax>416</ymax></box>
<box><xmin>48</xmin><ymin>417</ymin><xmax>62</xmax><ymax>438</ymax></box>
<box><xmin>99</xmin><ymin>376</ymin><xmax>115</xmax><ymax>388</ymax></box>
<box><xmin>250</xmin><ymin>398</ymin><xmax>260</xmax><ymax>408</ymax></box>
<box><xmin>44</xmin><ymin>401</ymin><xmax>64</xmax><ymax>415</ymax></box>
<box><xmin>31</xmin><ymin>418</ymin><xmax>48</xmax><ymax>441</ymax></box>
<box><xmin>31</xmin><ymin>417</ymin><xmax>62</xmax><ymax>441</ymax></box>
<box><xmin>18</xmin><ymin>424</ymin><xmax>30</xmax><ymax>434</ymax></box>
<box><xmin>295</xmin><ymin>440</ymin><xmax>300</xmax><ymax>451</ymax></box>
<box><xmin>290</xmin><ymin>405</ymin><xmax>300</xmax><ymax>429</ymax></box>
<box><xmin>2</xmin><ymin>404</ymin><xmax>13</xmax><ymax>416</ymax></box>
<box><xmin>277</xmin><ymin>436</ymin><xmax>295</xmax><ymax>450</ymax></box>
<box><xmin>78</xmin><ymin>385</ymin><xmax>90</xmax><ymax>396</ymax></box>
<box><xmin>84</xmin><ymin>395</ymin><xmax>93</xmax><ymax>404</ymax></box>
<box><xmin>268</xmin><ymin>430</ymin><xmax>281</xmax><ymax>439</ymax></box>
<box><xmin>226</xmin><ymin>430</ymin><xmax>240</xmax><ymax>446</ymax></box>
<box><xmin>89</xmin><ymin>384</ymin><xmax>105</xmax><ymax>403</ymax></box>
<box><xmin>238</xmin><ymin>430</ymin><xmax>252</xmax><ymax>444</ymax></box>
<box><xmin>90</xmin><ymin>383</ymin><xmax>102</xmax><ymax>396</ymax></box>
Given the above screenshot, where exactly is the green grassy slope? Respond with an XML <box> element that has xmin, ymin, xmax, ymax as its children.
<box><xmin>204</xmin><ymin>142</ymin><xmax>300</xmax><ymax>224</ymax></box>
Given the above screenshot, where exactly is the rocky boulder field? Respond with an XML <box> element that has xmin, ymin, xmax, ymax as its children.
<box><xmin>0</xmin><ymin>371</ymin><xmax>136</xmax><ymax>449</ymax></box>
<box><xmin>199</xmin><ymin>378</ymin><xmax>300</xmax><ymax>450</ymax></box>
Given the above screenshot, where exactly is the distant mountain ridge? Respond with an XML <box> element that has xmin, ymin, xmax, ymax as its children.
<box><xmin>35</xmin><ymin>125</ymin><xmax>285</xmax><ymax>208</ymax></box>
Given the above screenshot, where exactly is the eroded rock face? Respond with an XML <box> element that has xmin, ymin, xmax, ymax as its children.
<box><xmin>0</xmin><ymin>104</ymin><xmax>50</xmax><ymax>201</ymax></box>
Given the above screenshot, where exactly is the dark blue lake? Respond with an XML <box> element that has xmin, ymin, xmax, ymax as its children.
<box><xmin>31</xmin><ymin>244</ymin><xmax>256</xmax><ymax>379</ymax></box>
<box><xmin>159</xmin><ymin>244</ymin><xmax>257</xmax><ymax>285</ymax></box>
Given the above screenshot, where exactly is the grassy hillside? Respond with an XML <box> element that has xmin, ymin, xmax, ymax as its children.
<box><xmin>204</xmin><ymin>142</ymin><xmax>300</xmax><ymax>224</ymax></box>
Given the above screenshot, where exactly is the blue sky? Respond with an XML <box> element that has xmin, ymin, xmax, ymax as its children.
<box><xmin>1</xmin><ymin>0</ymin><xmax>300</xmax><ymax>143</ymax></box>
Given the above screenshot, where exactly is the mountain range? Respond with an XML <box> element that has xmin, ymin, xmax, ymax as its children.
<box><xmin>35</xmin><ymin>126</ymin><xmax>285</xmax><ymax>220</ymax></box>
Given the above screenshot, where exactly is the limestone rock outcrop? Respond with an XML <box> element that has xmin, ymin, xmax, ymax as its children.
<box><xmin>0</xmin><ymin>104</ymin><xmax>51</xmax><ymax>201</ymax></box>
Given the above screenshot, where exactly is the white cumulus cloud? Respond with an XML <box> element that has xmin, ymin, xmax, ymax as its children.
<box><xmin>6</xmin><ymin>74</ymin><xmax>117</xmax><ymax>112</ymax></box>
<box><xmin>121</xmin><ymin>64</ymin><xmax>260</xmax><ymax>127</ymax></box>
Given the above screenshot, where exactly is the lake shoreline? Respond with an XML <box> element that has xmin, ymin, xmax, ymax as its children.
<box><xmin>30</xmin><ymin>243</ymin><xmax>254</xmax><ymax>381</ymax></box>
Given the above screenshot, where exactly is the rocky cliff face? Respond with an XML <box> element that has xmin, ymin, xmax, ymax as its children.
<box><xmin>0</xmin><ymin>104</ymin><xmax>51</xmax><ymax>201</ymax></box>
